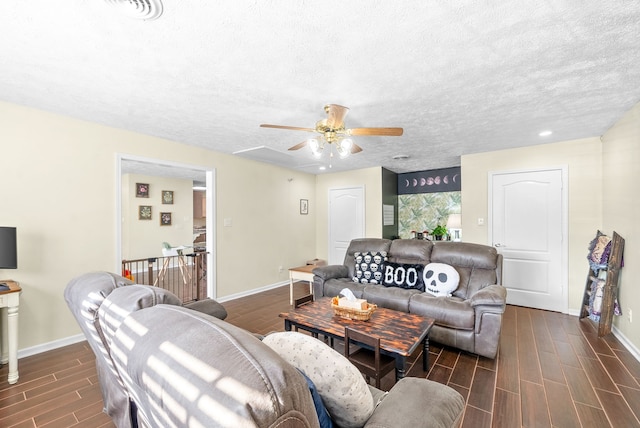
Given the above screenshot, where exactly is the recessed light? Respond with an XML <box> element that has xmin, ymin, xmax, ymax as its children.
<box><xmin>319</xmin><ymin>166</ymin><xmax>326</xmax><ymax>171</ymax></box>
<box><xmin>392</xmin><ymin>154</ymin><xmax>410</xmax><ymax>160</ymax></box>
<box><xmin>539</xmin><ymin>130</ymin><xmax>552</xmax><ymax>137</ymax></box>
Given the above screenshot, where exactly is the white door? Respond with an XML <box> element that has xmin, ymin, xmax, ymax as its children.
<box><xmin>328</xmin><ymin>186</ymin><xmax>365</xmax><ymax>265</ymax></box>
<box><xmin>490</xmin><ymin>168</ymin><xmax>567</xmax><ymax>312</ymax></box>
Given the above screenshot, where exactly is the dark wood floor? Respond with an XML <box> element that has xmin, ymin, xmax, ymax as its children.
<box><xmin>2</xmin><ymin>282</ymin><xmax>640</xmax><ymax>427</ymax></box>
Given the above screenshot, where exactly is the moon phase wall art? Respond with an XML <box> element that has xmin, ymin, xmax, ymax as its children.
<box><xmin>398</xmin><ymin>166</ymin><xmax>461</xmax><ymax>195</ymax></box>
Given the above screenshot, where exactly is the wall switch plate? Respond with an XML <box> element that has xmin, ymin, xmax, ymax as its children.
<box><xmin>477</xmin><ymin>218</ymin><xmax>485</xmax><ymax>226</ymax></box>
<box><xmin>223</xmin><ymin>218</ymin><xmax>232</xmax><ymax>227</ymax></box>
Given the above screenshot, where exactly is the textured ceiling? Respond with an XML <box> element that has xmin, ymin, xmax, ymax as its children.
<box><xmin>2</xmin><ymin>1</ymin><xmax>639</xmax><ymax>175</ymax></box>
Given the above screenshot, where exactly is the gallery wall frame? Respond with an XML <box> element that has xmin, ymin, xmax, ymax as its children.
<box><xmin>300</xmin><ymin>199</ymin><xmax>308</xmax><ymax>215</ymax></box>
<box><xmin>139</xmin><ymin>205</ymin><xmax>152</xmax><ymax>220</ymax></box>
<box><xmin>136</xmin><ymin>183</ymin><xmax>150</xmax><ymax>198</ymax></box>
<box><xmin>160</xmin><ymin>212</ymin><xmax>172</xmax><ymax>226</ymax></box>
<box><xmin>162</xmin><ymin>190</ymin><xmax>174</xmax><ymax>204</ymax></box>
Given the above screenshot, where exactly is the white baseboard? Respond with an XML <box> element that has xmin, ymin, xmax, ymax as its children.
<box><xmin>216</xmin><ymin>280</ymin><xmax>288</xmax><ymax>303</ymax></box>
<box><xmin>18</xmin><ymin>333</ymin><xmax>86</xmax><ymax>359</ymax></box>
<box><xmin>15</xmin><ymin>282</ymin><xmax>290</xmax><ymax>359</ymax></box>
<box><xmin>20</xmin><ymin>292</ymin><xmax>638</xmax><ymax>366</ymax></box>
<box><xmin>612</xmin><ymin>325</ymin><xmax>640</xmax><ymax>362</ymax></box>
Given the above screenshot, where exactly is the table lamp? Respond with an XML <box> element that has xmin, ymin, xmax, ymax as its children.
<box><xmin>0</xmin><ymin>226</ymin><xmax>17</xmax><ymax>270</ymax></box>
<box><xmin>446</xmin><ymin>214</ymin><xmax>462</xmax><ymax>242</ymax></box>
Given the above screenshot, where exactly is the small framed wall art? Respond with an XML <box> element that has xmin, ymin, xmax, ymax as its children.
<box><xmin>160</xmin><ymin>212</ymin><xmax>172</xmax><ymax>226</ymax></box>
<box><xmin>300</xmin><ymin>199</ymin><xmax>309</xmax><ymax>215</ymax></box>
<box><xmin>138</xmin><ymin>205</ymin><xmax>152</xmax><ymax>220</ymax></box>
<box><xmin>162</xmin><ymin>190</ymin><xmax>174</xmax><ymax>204</ymax></box>
<box><xmin>136</xmin><ymin>183</ymin><xmax>150</xmax><ymax>198</ymax></box>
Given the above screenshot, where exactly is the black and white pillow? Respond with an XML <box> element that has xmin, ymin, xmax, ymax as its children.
<box><xmin>382</xmin><ymin>262</ymin><xmax>425</xmax><ymax>291</ymax></box>
<box><xmin>352</xmin><ymin>251</ymin><xmax>387</xmax><ymax>284</ymax></box>
<box><xmin>423</xmin><ymin>263</ymin><xmax>460</xmax><ymax>296</ymax></box>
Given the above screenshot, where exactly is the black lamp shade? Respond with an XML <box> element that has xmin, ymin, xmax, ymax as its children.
<box><xmin>0</xmin><ymin>227</ymin><xmax>17</xmax><ymax>269</ymax></box>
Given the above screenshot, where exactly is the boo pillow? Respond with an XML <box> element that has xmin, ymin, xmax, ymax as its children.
<box><xmin>262</xmin><ymin>332</ymin><xmax>374</xmax><ymax>428</ymax></box>
<box><xmin>382</xmin><ymin>262</ymin><xmax>425</xmax><ymax>291</ymax></box>
<box><xmin>423</xmin><ymin>263</ymin><xmax>460</xmax><ymax>296</ymax></box>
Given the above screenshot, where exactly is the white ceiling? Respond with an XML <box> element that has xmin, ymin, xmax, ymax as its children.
<box><xmin>2</xmin><ymin>1</ymin><xmax>639</xmax><ymax>175</ymax></box>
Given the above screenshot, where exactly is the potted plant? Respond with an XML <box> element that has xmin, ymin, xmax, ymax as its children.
<box><xmin>431</xmin><ymin>224</ymin><xmax>447</xmax><ymax>241</ymax></box>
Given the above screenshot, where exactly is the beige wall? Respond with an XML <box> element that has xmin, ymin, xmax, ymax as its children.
<box><xmin>122</xmin><ymin>174</ymin><xmax>194</xmax><ymax>260</ymax></box>
<box><xmin>461</xmin><ymin>137</ymin><xmax>603</xmax><ymax>314</ymax></box>
<box><xmin>314</xmin><ymin>167</ymin><xmax>383</xmax><ymax>261</ymax></box>
<box><xmin>602</xmin><ymin>102</ymin><xmax>640</xmax><ymax>348</ymax></box>
<box><xmin>0</xmin><ymin>100</ymin><xmax>316</xmax><ymax>351</ymax></box>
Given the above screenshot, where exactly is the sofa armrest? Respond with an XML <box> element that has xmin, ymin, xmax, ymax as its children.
<box><xmin>312</xmin><ymin>265</ymin><xmax>349</xmax><ymax>299</ymax></box>
<box><xmin>469</xmin><ymin>284</ymin><xmax>507</xmax><ymax>308</ymax></box>
<box><xmin>184</xmin><ymin>298</ymin><xmax>228</xmax><ymax>320</ymax></box>
<box><xmin>312</xmin><ymin>265</ymin><xmax>349</xmax><ymax>281</ymax></box>
<box><xmin>365</xmin><ymin>378</ymin><xmax>464</xmax><ymax>428</ymax></box>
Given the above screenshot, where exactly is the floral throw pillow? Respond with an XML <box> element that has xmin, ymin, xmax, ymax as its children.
<box><xmin>263</xmin><ymin>332</ymin><xmax>374</xmax><ymax>428</ymax></box>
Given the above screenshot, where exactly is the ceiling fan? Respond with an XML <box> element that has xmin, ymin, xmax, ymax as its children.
<box><xmin>260</xmin><ymin>104</ymin><xmax>403</xmax><ymax>160</ymax></box>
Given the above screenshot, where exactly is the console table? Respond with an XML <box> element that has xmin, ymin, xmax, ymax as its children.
<box><xmin>288</xmin><ymin>265</ymin><xmax>316</xmax><ymax>305</ymax></box>
<box><xmin>1</xmin><ymin>280</ymin><xmax>21</xmax><ymax>384</ymax></box>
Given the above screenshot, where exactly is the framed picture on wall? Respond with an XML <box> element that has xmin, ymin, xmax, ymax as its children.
<box><xmin>300</xmin><ymin>199</ymin><xmax>308</xmax><ymax>215</ymax></box>
<box><xmin>160</xmin><ymin>212</ymin><xmax>172</xmax><ymax>226</ymax></box>
<box><xmin>136</xmin><ymin>183</ymin><xmax>150</xmax><ymax>198</ymax></box>
<box><xmin>162</xmin><ymin>190</ymin><xmax>174</xmax><ymax>204</ymax></box>
<box><xmin>138</xmin><ymin>205</ymin><xmax>152</xmax><ymax>220</ymax></box>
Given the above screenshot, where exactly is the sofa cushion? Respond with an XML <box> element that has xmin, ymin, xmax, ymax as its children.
<box><xmin>364</xmin><ymin>377</ymin><xmax>465</xmax><ymax>428</ymax></box>
<box><xmin>98</xmin><ymin>284</ymin><xmax>182</xmax><ymax>350</ymax></box>
<box><xmin>263</xmin><ymin>331</ymin><xmax>374</xmax><ymax>428</ymax></box>
<box><xmin>423</xmin><ymin>263</ymin><xmax>459</xmax><ymax>296</ymax></box>
<box><xmin>362</xmin><ymin>284</ymin><xmax>422</xmax><ymax>312</ymax></box>
<box><xmin>409</xmin><ymin>293</ymin><xmax>475</xmax><ymax>330</ymax></box>
<box><xmin>382</xmin><ymin>261</ymin><xmax>425</xmax><ymax>291</ymax></box>
<box><xmin>324</xmin><ymin>278</ymin><xmax>368</xmax><ymax>299</ymax></box>
<box><xmin>388</xmin><ymin>239</ymin><xmax>434</xmax><ymax>264</ymax></box>
<box><xmin>430</xmin><ymin>242</ymin><xmax>499</xmax><ymax>298</ymax></box>
<box><xmin>353</xmin><ymin>251</ymin><xmax>387</xmax><ymax>284</ymax></box>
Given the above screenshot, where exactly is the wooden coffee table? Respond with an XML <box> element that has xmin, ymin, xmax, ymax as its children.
<box><xmin>279</xmin><ymin>297</ymin><xmax>434</xmax><ymax>380</ymax></box>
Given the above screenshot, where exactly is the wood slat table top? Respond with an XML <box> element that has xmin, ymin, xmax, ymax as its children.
<box><xmin>279</xmin><ymin>297</ymin><xmax>434</xmax><ymax>357</ymax></box>
<box><xmin>288</xmin><ymin>264</ymin><xmax>317</xmax><ymax>274</ymax></box>
<box><xmin>0</xmin><ymin>280</ymin><xmax>21</xmax><ymax>295</ymax></box>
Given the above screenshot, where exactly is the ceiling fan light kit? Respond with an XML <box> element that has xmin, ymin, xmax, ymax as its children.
<box><xmin>260</xmin><ymin>104</ymin><xmax>403</xmax><ymax>165</ymax></box>
<box><xmin>104</xmin><ymin>0</ymin><xmax>163</xmax><ymax>21</ymax></box>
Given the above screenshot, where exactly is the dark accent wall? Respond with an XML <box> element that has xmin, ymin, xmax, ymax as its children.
<box><xmin>382</xmin><ymin>167</ymin><xmax>398</xmax><ymax>239</ymax></box>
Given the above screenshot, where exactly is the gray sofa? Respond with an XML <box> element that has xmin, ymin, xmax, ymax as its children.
<box><xmin>65</xmin><ymin>272</ymin><xmax>465</xmax><ymax>428</ymax></box>
<box><xmin>313</xmin><ymin>238</ymin><xmax>506</xmax><ymax>359</ymax></box>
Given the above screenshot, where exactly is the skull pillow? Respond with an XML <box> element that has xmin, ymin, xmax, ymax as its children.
<box><xmin>352</xmin><ymin>251</ymin><xmax>388</xmax><ymax>285</ymax></box>
<box><xmin>423</xmin><ymin>263</ymin><xmax>460</xmax><ymax>296</ymax></box>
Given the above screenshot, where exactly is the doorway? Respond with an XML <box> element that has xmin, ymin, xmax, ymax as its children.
<box><xmin>116</xmin><ymin>154</ymin><xmax>217</xmax><ymax>299</ymax></box>
<box><xmin>489</xmin><ymin>167</ymin><xmax>567</xmax><ymax>312</ymax></box>
<box><xmin>328</xmin><ymin>186</ymin><xmax>365</xmax><ymax>265</ymax></box>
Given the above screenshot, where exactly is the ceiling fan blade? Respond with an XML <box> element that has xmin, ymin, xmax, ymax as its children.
<box><xmin>288</xmin><ymin>140</ymin><xmax>309</xmax><ymax>151</ymax></box>
<box><xmin>260</xmin><ymin>124</ymin><xmax>316</xmax><ymax>132</ymax></box>
<box><xmin>325</xmin><ymin>104</ymin><xmax>350</xmax><ymax>129</ymax></box>
<box><xmin>349</xmin><ymin>127</ymin><xmax>404</xmax><ymax>136</ymax></box>
<box><xmin>351</xmin><ymin>143</ymin><xmax>363</xmax><ymax>154</ymax></box>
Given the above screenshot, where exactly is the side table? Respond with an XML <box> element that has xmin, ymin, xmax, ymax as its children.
<box><xmin>0</xmin><ymin>280</ymin><xmax>21</xmax><ymax>384</ymax></box>
<box><xmin>288</xmin><ymin>265</ymin><xmax>316</xmax><ymax>305</ymax></box>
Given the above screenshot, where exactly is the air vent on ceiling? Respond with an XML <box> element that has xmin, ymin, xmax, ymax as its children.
<box><xmin>104</xmin><ymin>0</ymin><xmax>163</xmax><ymax>21</ymax></box>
